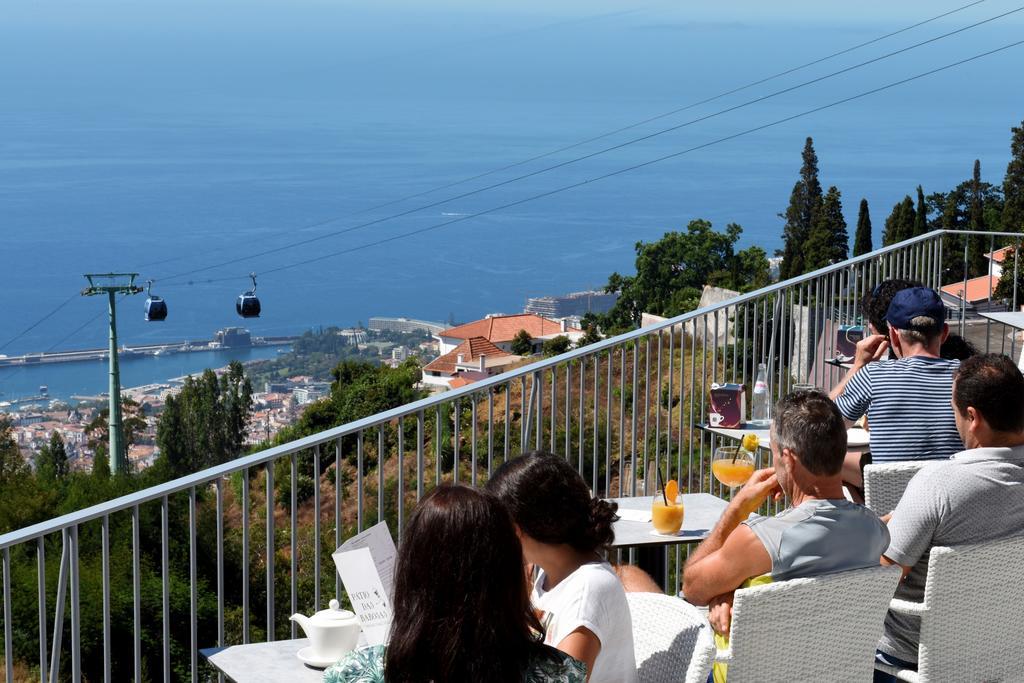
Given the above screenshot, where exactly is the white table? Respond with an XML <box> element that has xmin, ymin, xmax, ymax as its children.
<box><xmin>978</xmin><ymin>311</ymin><xmax>1024</xmax><ymax>330</ymax></box>
<box><xmin>202</xmin><ymin>639</ymin><xmax>325</xmax><ymax>682</ymax></box>
<box><xmin>609</xmin><ymin>493</ymin><xmax>728</xmax><ymax>548</ymax></box>
<box><xmin>700</xmin><ymin>424</ymin><xmax>871</xmax><ymax>453</ymax></box>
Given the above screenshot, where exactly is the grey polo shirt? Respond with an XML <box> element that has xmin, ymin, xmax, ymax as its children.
<box><xmin>880</xmin><ymin>445</ymin><xmax>1024</xmax><ymax>662</ymax></box>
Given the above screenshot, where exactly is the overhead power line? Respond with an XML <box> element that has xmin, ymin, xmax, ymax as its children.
<box><xmin>155</xmin><ymin>3</ymin><xmax>1019</xmax><ymax>285</ymax></box>
<box><xmin>0</xmin><ymin>293</ymin><xmax>79</xmax><ymax>354</ymax></box>
<box><xmin>181</xmin><ymin>39</ymin><xmax>1021</xmax><ymax>282</ymax></box>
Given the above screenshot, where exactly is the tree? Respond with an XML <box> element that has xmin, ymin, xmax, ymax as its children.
<box><xmin>156</xmin><ymin>361</ymin><xmax>253</xmax><ymax>478</ymax></box>
<box><xmin>85</xmin><ymin>396</ymin><xmax>147</xmax><ymax>455</ymax></box>
<box><xmin>1004</xmin><ymin>120</ymin><xmax>1024</xmax><ymax>232</ymax></box>
<box><xmin>994</xmin><ymin>243</ymin><xmax>1024</xmax><ymax>303</ymax></box>
<box><xmin>510</xmin><ymin>329</ymin><xmax>534</xmax><ymax>356</ymax></box>
<box><xmin>882</xmin><ymin>195</ymin><xmax>915</xmax><ymax>246</ymax></box>
<box><xmin>0</xmin><ymin>415</ymin><xmax>25</xmax><ymax>486</ymax></box>
<box><xmin>541</xmin><ymin>335</ymin><xmax>571</xmax><ymax>357</ymax></box>
<box><xmin>599</xmin><ymin>219</ymin><xmax>766</xmax><ymax>331</ymax></box>
<box><xmin>853</xmin><ymin>198</ymin><xmax>873</xmax><ymax>256</ymax></box>
<box><xmin>574</xmin><ymin>321</ymin><xmax>603</xmax><ymax>349</ymax></box>
<box><xmin>35</xmin><ymin>431</ymin><xmax>69</xmax><ymax>482</ymax></box>
<box><xmin>804</xmin><ymin>185</ymin><xmax>848</xmax><ymax>270</ymax></box>
<box><xmin>913</xmin><ymin>185</ymin><xmax>928</xmax><ymax>237</ymax></box>
<box><xmin>779</xmin><ymin>137</ymin><xmax>824</xmax><ymax>279</ymax></box>
<box><xmin>92</xmin><ymin>446</ymin><xmax>111</xmax><ymax>480</ymax></box>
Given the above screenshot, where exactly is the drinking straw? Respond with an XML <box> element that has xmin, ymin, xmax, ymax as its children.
<box><xmin>655</xmin><ymin>463</ymin><xmax>668</xmax><ymax>506</ymax></box>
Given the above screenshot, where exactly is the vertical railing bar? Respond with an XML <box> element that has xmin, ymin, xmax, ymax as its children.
<box><xmin>453</xmin><ymin>400</ymin><xmax>461</xmax><ymax>484</ymax></box>
<box><xmin>579</xmin><ymin>356</ymin><xmax>585</xmax><ymax>474</ymax></box>
<box><xmin>37</xmin><ymin>537</ymin><xmax>47</xmax><ymax>683</ymax></box>
<box><xmin>667</xmin><ymin>328</ymin><xmax>675</xmax><ymax>485</ymax></box>
<box><xmin>266</xmin><ymin>461</ymin><xmax>275</xmax><ymax>641</ymax></box>
<box><xmin>357</xmin><ymin>431</ymin><xmax>365</xmax><ymax>531</ymax></box>
<box><xmin>565</xmin><ymin>360</ymin><xmax>572</xmax><ymax>460</ymax></box>
<box><xmin>290</xmin><ymin>453</ymin><xmax>298</xmax><ymax>638</ymax></box>
<box><xmin>417</xmin><ymin>412</ymin><xmax>425</xmax><ymax>500</ymax></box>
<box><xmin>334</xmin><ymin>439</ymin><xmax>342</xmax><ymax>600</ymax></box>
<box><xmin>655</xmin><ymin>331</ymin><xmax>663</xmax><ymax>489</ymax></box>
<box><xmin>688</xmin><ymin>324</ymin><xmax>697</xmax><ymax>495</ymax></box>
<box><xmin>551</xmin><ymin>366</ymin><xmax>558</xmax><ymax>455</ymax></box>
<box><xmin>701</xmin><ymin>315</ymin><xmax>709</xmax><ymax>493</ymax></box>
<box><xmin>189</xmin><ymin>487</ymin><xmax>198</xmax><ymax>683</ymax></box>
<box><xmin>436</xmin><ymin>406</ymin><xmax>443</xmax><ymax>485</ymax></box>
<box><xmin>48</xmin><ymin>530</ymin><xmax>67</xmax><ymax>683</ymax></box>
<box><xmin>101</xmin><ymin>515</ymin><xmax>110</xmax><ymax>683</ymax></box>
<box><xmin>132</xmin><ymin>507</ymin><xmax>141</xmax><ymax>682</ymax></box>
<box><xmin>535</xmin><ymin>371</ymin><xmax>543</xmax><ymax>452</ymax></box>
<box><xmin>70</xmin><ymin>525</ymin><xmax>80</xmax><ymax>683</ymax></box>
<box><xmin>504</xmin><ymin>384</ymin><xmax>511</xmax><ymax>464</ymax></box>
<box><xmin>471</xmin><ymin>399</ymin><xmax>478</xmax><ymax>487</ymax></box>
<box><xmin>397</xmin><ymin>421</ymin><xmax>405</xmax><ymax>542</ymax></box>
<box><xmin>313</xmin><ymin>445</ymin><xmax>321</xmax><ymax>610</ymax></box>
<box><xmin>488</xmin><ymin>391</ymin><xmax>494</xmax><ymax>479</ymax></box>
<box><xmin>161</xmin><ymin>497</ymin><xmax>170</xmax><ymax>683</ymax></box>
<box><xmin>677</xmin><ymin>328</ymin><xmax>685</xmax><ymax>492</ymax></box>
<box><xmin>592</xmin><ymin>354</ymin><xmax>599</xmax><ymax>493</ymax></box>
<box><xmin>3</xmin><ymin>547</ymin><xmax>12</xmax><ymax>683</ymax></box>
<box><xmin>631</xmin><ymin>342</ymin><xmax>638</xmax><ymax>496</ymax></box>
<box><xmin>241</xmin><ymin>468</ymin><xmax>250</xmax><ymax>644</ymax></box>
<box><xmin>216</xmin><ymin>478</ymin><xmax>224</xmax><ymax>677</ymax></box>
<box><xmin>619</xmin><ymin>347</ymin><xmax>626</xmax><ymax>497</ymax></box>
<box><xmin>377</xmin><ymin>428</ymin><xmax>385</xmax><ymax>523</ymax></box>
<box><xmin>986</xmin><ymin>234</ymin><xmax>995</xmax><ymax>353</ymax></box>
<box><xmin>643</xmin><ymin>336</ymin><xmax>651</xmax><ymax>494</ymax></box>
<box><xmin>520</xmin><ymin>376</ymin><xmax>528</xmax><ymax>450</ymax></box>
<box><xmin>605</xmin><ymin>349</ymin><xmax>612</xmax><ymax>496</ymax></box>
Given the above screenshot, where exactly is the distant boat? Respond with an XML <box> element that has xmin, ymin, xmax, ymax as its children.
<box><xmin>39</xmin><ymin>385</ymin><xmax>48</xmax><ymax>396</ymax></box>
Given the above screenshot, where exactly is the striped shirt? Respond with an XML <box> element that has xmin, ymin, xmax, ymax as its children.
<box><xmin>834</xmin><ymin>356</ymin><xmax>961</xmax><ymax>462</ymax></box>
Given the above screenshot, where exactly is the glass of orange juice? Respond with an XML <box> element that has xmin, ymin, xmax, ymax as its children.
<box><xmin>651</xmin><ymin>495</ymin><xmax>684</xmax><ymax>535</ymax></box>
<box><xmin>712</xmin><ymin>446</ymin><xmax>756</xmax><ymax>489</ymax></box>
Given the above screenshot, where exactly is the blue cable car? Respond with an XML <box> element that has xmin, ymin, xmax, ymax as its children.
<box><xmin>144</xmin><ymin>280</ymin><xmax>168</xmax><ymax>321</ymax></box>
<box><xmin>236</xmin><ymin>273</ymin><xmax>261</xmax><ymax>318</ymax></box>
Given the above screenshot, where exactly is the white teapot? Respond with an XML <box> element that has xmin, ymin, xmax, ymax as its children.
<box><xmin>290</xmin><ymin>599</ymin><xmax>361</xmax><ymax>663</ymax></box>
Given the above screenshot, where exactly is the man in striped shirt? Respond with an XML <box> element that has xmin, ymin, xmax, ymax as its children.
<box><xmin>829</xmin><ymin>287</ymin><xmax>962</xmax><ymax>485</ymax></box>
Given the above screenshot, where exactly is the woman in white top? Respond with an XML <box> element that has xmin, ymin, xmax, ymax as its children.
<box><xmin>487</xmin><ymin>451</ymin><xmax>639</xmax><ymax>683</ymax></box>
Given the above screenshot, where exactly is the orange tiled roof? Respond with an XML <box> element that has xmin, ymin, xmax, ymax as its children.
<box><xmin>439</xmin><ymin>314</ymin><xmax>581</xmax><ymax>343</ymax></box>
<box><xmin>448</xmin><ymin>377</ymin><xmax>472</xmax><ymax>389</ymax></box>
<box><xmin>423</xmin><ymin>336</ymin><xmax>510</xmax><ymax>375</ymax></box>
<box><xmin>985</xmin><ymin>246</ymin><xmax>1015</xmax><ymax>264</ymax></box>
<box><xmin>941</xmin><ymin>275</ymin><xmax>998</xmax><ymax>304</ymax></box>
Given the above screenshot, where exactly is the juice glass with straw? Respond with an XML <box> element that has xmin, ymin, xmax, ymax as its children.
<box><xmin>651</xmin><ymin>468</ymin><xmax>684</xmax><ymax>535</ymax></box>
<box><xmin>712</xmin><ymin>446</ymin><xmax>756</xmax><ymax>490</ymax></box>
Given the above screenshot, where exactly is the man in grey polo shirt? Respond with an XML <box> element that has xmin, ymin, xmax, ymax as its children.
<box><xmin>682</xmin><ymin>391</ymin><xmax>889</xmax><ymax>659</ymax></box>
<box><xmin>876</xmin><ymin>354</ymin><xmax>1024</xmax><ymax>680</ymax></box>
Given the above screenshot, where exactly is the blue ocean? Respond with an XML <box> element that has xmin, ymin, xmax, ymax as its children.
<box><xmin>1</xmin><ymin>0</ymin><xmax>1022</xmax><ymax>399</ymax></box>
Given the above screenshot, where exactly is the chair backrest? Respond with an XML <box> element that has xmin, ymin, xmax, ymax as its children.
<box><xmin>626</xmin><ymin>592</ymin><xmax>715</xmax><ymax>683</ymax></box>
<box><xmin>863</xmin><ymin>461</ymin><xmax>928</xmax><ymax>516</ymax></box>
<box><xmin>916</xmin><ymin>534</ymin><xmax>1024</xmax><ymax>682</ymax></box>
<box><xmin>724</xmin><ymin>564</ymin><xmax>901</xmax><ymax>682</ymax></box>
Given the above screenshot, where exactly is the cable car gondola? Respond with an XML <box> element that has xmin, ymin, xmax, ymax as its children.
<box><xmin>144</xmin><ymin>280</ymin><xmax>168</xmax><ymax>321</ymax></box>
<box><xmin>236</xmin><ymin>272</ymin><xmax>261</xmax><ymax>318</ymax></box>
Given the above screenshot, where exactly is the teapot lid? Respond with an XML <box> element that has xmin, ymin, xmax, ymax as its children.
<box><xmin>312</xmin><ymin>599</ymin><xmax>357</xmax><ymax>623</ymax></box>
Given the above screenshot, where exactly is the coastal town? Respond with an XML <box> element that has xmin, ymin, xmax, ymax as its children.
<box><xmin>0</xmin><ymin>289</ymin><xmax>621</xmax><ymax>474</ymax></box>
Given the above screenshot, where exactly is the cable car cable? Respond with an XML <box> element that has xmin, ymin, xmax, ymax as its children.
<box><xmin>153</xmin><ymin>5</ymin><xmax>1021</xmax><ymax>286</ymax></box>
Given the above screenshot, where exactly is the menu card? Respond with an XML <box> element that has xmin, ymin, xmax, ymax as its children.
<box><xmin>332</xmin><ymin>522</ymin><xmax>397</xmax><ymax>646</ymax></box>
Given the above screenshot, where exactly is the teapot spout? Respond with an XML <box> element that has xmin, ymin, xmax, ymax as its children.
<box><xmin>289</xmin><ymin>613</ymin><xmax>312</xmax><ymax>637</ymax></box>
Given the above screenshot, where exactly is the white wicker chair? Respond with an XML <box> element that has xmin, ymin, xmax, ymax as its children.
<box><xmin>863</xmin><ymin>461</ymin><xmax>928</xmax><ymax>516</ymax></box>
<box><xmin>874</xmin><ymin>534</ymin><xmax>1024</xmax><ymax>682</ymax></box>
<box><xmin>716</xmin><ymin>564</ymin><xmax>901</xmax><ymax>682</ymax></box>
<box><xmin>626</xmin><ymin>592</ymin><xmax>715</xmax><ymax>683</ymax></box>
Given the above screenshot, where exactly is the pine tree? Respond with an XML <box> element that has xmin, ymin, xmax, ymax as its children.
<box><xmin>968</xmin><ymin>159</ymin><xmax>991</xmax><ymax>275</ymax></box>
<box><xmin>971</xmin><ymin>159</ymin><xmax>985</xmax><ymax>232</ymax></box>
<box><xmin>853</xmin><ymin>198</ymin><xmax>873</xmax><ymax>256</ymax></box>
<box><xmin>913</xmin><ymin>185</ymin><xmax>928</xmax><ymax>237</ymax></box>
<box><xmin>1003</xmin><ymin>120</ymin><xmax>1024</xmax><ymax>232</ymax></box>
<box><xmin>780</xmin><ymin>137</ymin><xmax>823</xmax><ymax>279</ymax></box>
<box><xmin>805</xmin><ymin>186</ymin><xmax>848</xmax><ymax>270</ymax></box>
<box><xmin>883</xmin><ymin>196</ymin><xmax>916</xmax><ymax>245</ymax></box>
<box><xmin>92</xmin><ymin>446</ymin><xmax>110</xmax><ymax>480</ymax></box>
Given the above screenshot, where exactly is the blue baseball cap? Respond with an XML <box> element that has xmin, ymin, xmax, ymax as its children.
<box><xmin>885</xmin><ymin>286</ymin><xmax>945</xmax><ymax>330</ymax></box>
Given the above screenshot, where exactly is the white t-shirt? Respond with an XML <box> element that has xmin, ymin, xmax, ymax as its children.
<box><xmin>532</xmin><ymin>560</ymin><xmax>638</xmax><ymax>683</ymax></box>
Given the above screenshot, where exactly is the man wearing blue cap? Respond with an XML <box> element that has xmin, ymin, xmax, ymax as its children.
<box><xmin>829</xmin><ymin>287</ymin><xmax>962</xmax><ymax>478</ymax></box>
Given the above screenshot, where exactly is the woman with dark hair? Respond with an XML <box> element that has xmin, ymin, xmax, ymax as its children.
<box><xmin>486</xmin><ymin>452</ymin><xmax>638</xmax><ymax>683</ymax></box>
<box><xmin>323</xmin><ymin>483</ymin><xmax>585</xmax><ymax>683</ymax></box>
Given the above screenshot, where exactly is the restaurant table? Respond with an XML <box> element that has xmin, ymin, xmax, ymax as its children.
<box><xmin>699</xmin><ymin>423</ymin><xmax>871</xmax><ymax>453</ymax></box>
<box><xmin>608</xmin><ymin>493</ymin><xmax>729</xmax><ymax>586</ymax></box>
<box><xmin>202</xmin><ymin>639</ymin><xmax>325</xmax><ymax>682</ymax></box>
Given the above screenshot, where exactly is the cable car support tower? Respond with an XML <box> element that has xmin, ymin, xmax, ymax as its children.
<box><xmin>81</xmin><ymin>273</ymin><xmax>143</xmax><ymax>475</ymax></box>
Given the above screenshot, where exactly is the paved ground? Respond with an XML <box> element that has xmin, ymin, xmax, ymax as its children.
<box><xmin>960</xmin><ymin>318</ymin><xmax>1023</xmax><ymax>358</ymax></box>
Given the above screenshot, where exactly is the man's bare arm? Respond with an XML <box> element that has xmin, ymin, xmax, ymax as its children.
<box><xmin>828</xmin><ymin>334</ymin><xmax>889</xmax><ymax>418</ymax></box>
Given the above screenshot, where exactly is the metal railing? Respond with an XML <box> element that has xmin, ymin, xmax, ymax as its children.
<box><xmin>1</xmin><ymin>229</ymin><xmax>1021</xmax><ymax>682</ymax></box>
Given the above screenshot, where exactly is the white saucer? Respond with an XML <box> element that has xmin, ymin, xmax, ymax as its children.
<box><xmin>296</xmin><ymin>646</ymin><xmax>339</xmax><ymax>669</ymax></box>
